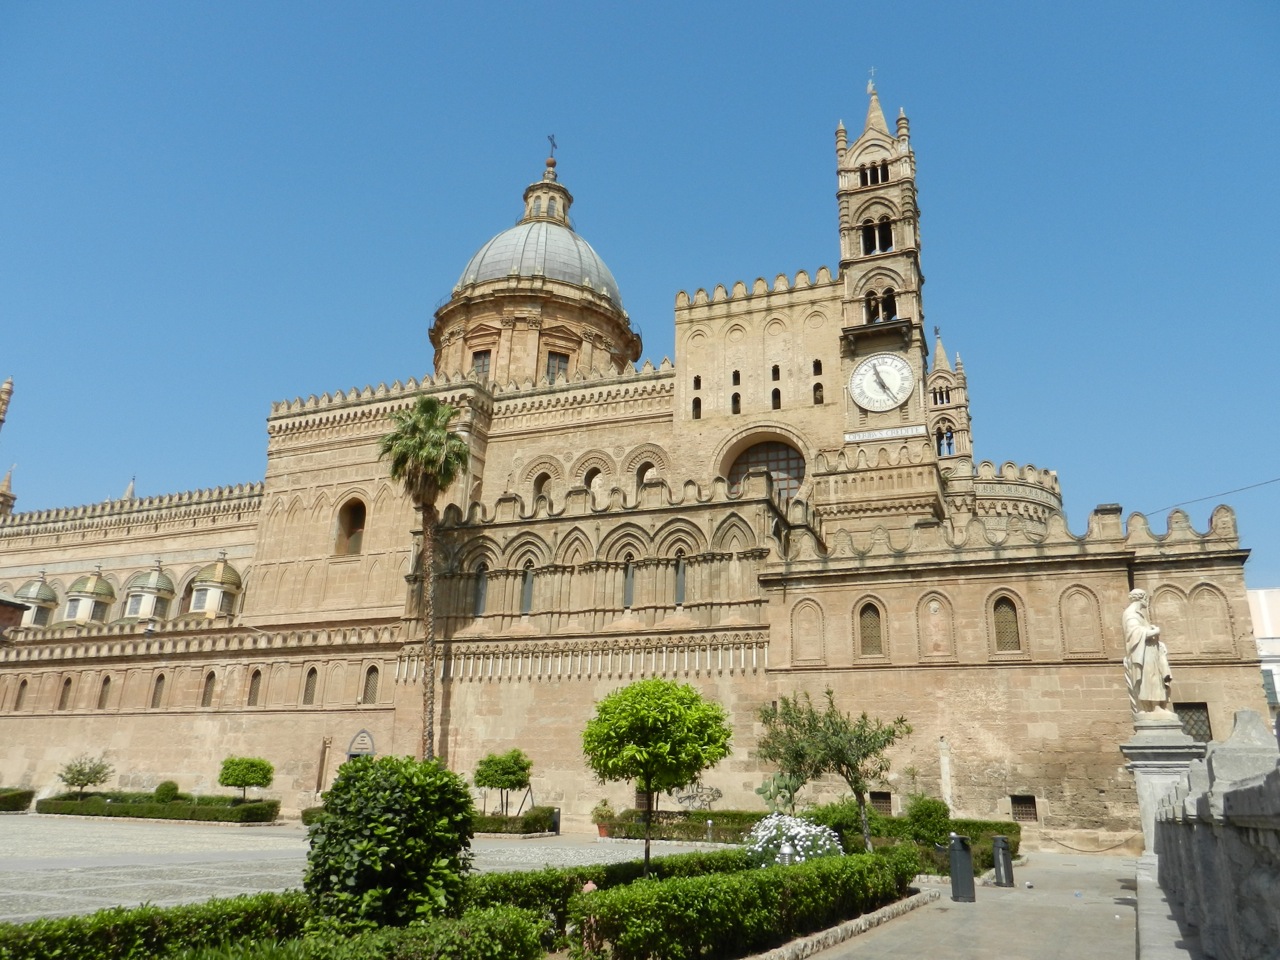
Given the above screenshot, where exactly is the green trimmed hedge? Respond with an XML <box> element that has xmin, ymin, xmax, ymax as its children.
<box><xmin>603</xmin><ymin>808</ymin><xmax>766</xmax><ymax>843</ymax></box>
<box><xmin>167</xmin><ymin>906</ymin><xmax>547</xmax><ymax>960</ymax></box>
<box><xmin>568</xmin><ymin>844</ymin><xmax>921</xmax><ymax>959</ymax></box>
<box><xmin>0</xmin><ymin>788</ymin><xmax>34</xmax><ymax>812</ymax></box>
<box><xmin>462</xmin><ymin>848</ymin><xmax>752</xmax><ymax>938</ymax></box>
<box><xmin>35</xmin><ymin>796</ymin><xmax>279</xmax><ymax>823</ymax></box>
<box><xmin>300</xmin><ymin>806</ymin><xmax>326</xmax><ymax>827</ymax></box>
<box><xmin>0</xmin><ymin>891</ymin><xmax>308</xmax><ymax>960</ymax></box>
<box><xmin>473</xmin><ymin>805</ymin><xmax>556</xmax><ymax>834</ymax></box>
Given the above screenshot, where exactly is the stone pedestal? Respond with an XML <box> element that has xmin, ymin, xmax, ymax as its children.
<box><xmin>1120</xmin><ymin>717</ymin><xmax>1205</xmax><ymax>854</ymax></box>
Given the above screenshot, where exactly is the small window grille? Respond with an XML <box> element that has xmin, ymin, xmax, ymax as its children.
<box><xmin>859</xmin><ymin>603</ymin><xmax>883</xmax><ymax>656</ymax></box>
<box><xmin>993</xmin><ymin>597</ymin><xmax>1022</xmax><ymax>652</ymax></box>
<box><xmin>870</xmin><ymin>791</ymin><xmax>892</xmax><ymax>816</ymax></box>
<box><xmin>1175</xmin><ymin>703</ymin><xmax>1212</xmax><ymax>742</ymax></box>
<box><xmin>65</xmin><ymin>598</ymin><xmax>80</xmax><ymax>619</ymax></box>
<box><xmin>471</xmin><ymin>350</ymin><xmax>491</xmax><ymax>379</ymax></box>
<box><xmin>91</xmin><ymin>601</ymin><xmax>109</xmax><ymax>622</ymax></box>
<box><xmin>302</xmin><ymin>668</ymin><xmax>318</xmax><ymax>706</ymax></box>
<box><xmin>33</xmin><ymin>606</ymin><xmax>51</xmax><ymax>627</ymax></box>
<box><xmin>247</xmin><ymin>670</ymin><xmax>262</xmax><ymax>706</ymax></box>
<box><xmin>362</xmin><ymin>666</ymin><xmax>379</xmax><ymax>704</ymax></box>
<box><xmin>191</xmin><ymin>589</ymin><xmax>208</xmax><ymax>612</ymax></box>
<box><xmin>153</xmin><ymin>597</ymin><xmax>170</xmax><ymax>619</ymax></box>
<box><xmin>202</xmin><ymin>672</ymin><xmax>216</xmax><ymax>708</ymax></box>
<box><xmin>126</xmin><ymin>594</ymin><xmax>143</xmax><ymax>617</ymax></box>
<box><xmin>1011</xmin><ymin>795</ymin><xmax>1038</xmax><ymax>822</ymax></box>
<box><xmin>150</xmin><ymin>674</ymin><xmax>165</xmax><ymax>709</ymax></box>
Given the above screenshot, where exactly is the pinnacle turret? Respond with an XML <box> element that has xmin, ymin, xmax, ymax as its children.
<box><xmin>864</xmin><ymin>79</ymin><xmax>889</xmax><ymax>134</ymax></box>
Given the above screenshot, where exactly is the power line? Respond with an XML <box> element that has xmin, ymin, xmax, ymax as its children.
<box><xmin>1145</xmin><ymin>475</ymin><xmax>1280</xmax><ymax>515</ymax></box>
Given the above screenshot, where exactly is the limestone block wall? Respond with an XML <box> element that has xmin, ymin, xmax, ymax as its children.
<box><xmin>1154</xmin><ymin>711</ymin><xmax>1280</xmax><ymax>960</ymax></box>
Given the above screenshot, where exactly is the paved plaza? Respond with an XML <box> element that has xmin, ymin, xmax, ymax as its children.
<box><xmin>0</xmin><ymin>815</ymin><xmax>1176</xmax><ymax>960</ymax></box>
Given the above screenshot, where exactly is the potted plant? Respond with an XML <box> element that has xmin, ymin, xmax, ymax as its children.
<box><xmin>591</xmin><ymin>798</ymin><xmax>615</xmax><ymax>837</ymax></box>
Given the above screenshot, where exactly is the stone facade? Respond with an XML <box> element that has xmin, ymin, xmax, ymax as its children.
<box><xmin>0</xmin><ymin>87</ymin><xmax>1267</xmax><ymax>845</ymax></box>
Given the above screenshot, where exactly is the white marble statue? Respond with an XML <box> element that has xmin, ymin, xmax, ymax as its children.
<box><xmin>1123</xmin><ymin>588</ymin><xmax>1175</xmax><ymax>719</ymax></box>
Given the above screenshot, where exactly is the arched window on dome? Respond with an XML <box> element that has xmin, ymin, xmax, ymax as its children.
<box><xmin>728</xmin><ymin>441</ymin><xmax>806</xmax><ymax>500</ymax></box>
<box><xmin>336</xmin><ymin>499</ymin><xmax>366</xmax><ymax>556</ymax></box>
<box><xmin>547</xmin><ymin>198</ymin><xmax>557</xmax><ymax>219</ymax></box>
<box><xmin>531</xmin><ymin>198</ymin><xmax>541</xmax><ymax>217</ymax></box>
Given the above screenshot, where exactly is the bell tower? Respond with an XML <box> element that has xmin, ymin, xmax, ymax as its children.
<box><xmin>808</xmin><ymin>83</ymin><xmax>944</xmax><ymax>533</ymax></box>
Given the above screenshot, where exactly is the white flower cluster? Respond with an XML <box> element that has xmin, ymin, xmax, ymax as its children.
<box><xmin>746</xmin><ymin>813</ymin><xmax>843</xmax><ymax>866</ymax></box>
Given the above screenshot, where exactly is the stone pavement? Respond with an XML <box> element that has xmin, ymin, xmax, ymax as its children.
<box><xmin>814</xmin><ymin>852</ymin><xmax>1139</xmax><ymax>960</ymax></box>
<box><xmin>0</xmin><ymin>815</ymin><xmax>703</xmax><ymax>924</ymax></box>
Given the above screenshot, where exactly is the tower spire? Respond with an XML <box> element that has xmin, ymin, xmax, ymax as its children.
<box><xmin>933</xmin><ymin>327</ymin><xmax>952</xmax><ymax>372</ymax></box>
<box><xmin>0</xmin><ymin>377</ymin><xmax>12</xmax><ymax>435</ymax></box>
<box><xmin>0</xmin><ymin>464</ymin><xmax>15</xmax><ymax>518</ymax></box>
<box><xmin>864</xmin><ymin>75</ymin><xmax>889</xmax><ymax>134</ymax></box>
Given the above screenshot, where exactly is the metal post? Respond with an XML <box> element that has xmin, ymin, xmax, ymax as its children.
<box><xmin>992</xmin><ymin>835</ymin><xmax>1014</xmax><ymax>887</ymax></box>
<box><xmin>949</xmin><ymin>834</ymin><xmax>975</xmax><ymax>902</ymax></box>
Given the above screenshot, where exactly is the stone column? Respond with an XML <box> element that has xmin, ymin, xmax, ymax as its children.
<box><xmin>1119</xmin><ymin>716</ymin><xmax>1205</xmax><ymax>854</ymax></box>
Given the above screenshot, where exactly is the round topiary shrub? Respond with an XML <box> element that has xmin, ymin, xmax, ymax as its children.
<box><xmin>304</xmin><ymin>755</ymin><xmax>474</xmax><ymax>928</ymax></box>
<box><xmin>745</xmin><ymin>813</ymin><xmax>843</xmax><ymax>866</ymax></box>
<box><xmin>154</xmin><ymin>780</ymin><xmax>180</xmax><ymax>803</ymax></box>
<box><xmin>905</xmin><ymin>794</ymin><xmax>951</xmax><ymax>846</ymax></box>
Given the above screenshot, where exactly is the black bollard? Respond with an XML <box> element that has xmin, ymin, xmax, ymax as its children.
<box><xmin>551</xmin><ymin>807</ymin><xmax>561</xmax><ymax>835</ymax></box>
<box><xmin>992</xmin><ymin>835</ymin><xmax>1014</xmax><ymax>887</ymax></box>
<box><xmin>949</xmin><ymin>834</ymin><xmax>975</xmax><ymax>902</ymax></box>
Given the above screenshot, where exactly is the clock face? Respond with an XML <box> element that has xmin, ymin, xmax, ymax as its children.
<box><xmin>849</xmin><ymin>353</ymin><xmax>915</xmax><ymax>412</ymax></box>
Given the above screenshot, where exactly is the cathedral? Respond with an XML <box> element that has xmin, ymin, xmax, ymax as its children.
<box><xmin>0</xmin><ymin>87</ymin><xmax>1265</xmax><ymax>849</ymax></box>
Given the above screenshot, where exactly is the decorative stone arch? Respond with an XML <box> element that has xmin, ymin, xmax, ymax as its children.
<box><xmin>325</xmin><ymin>662</ymin><xmax>347</xmax><ymax>706</ymax></box>
<box><xmin>1188</xmin><ymin>583</ymin><xmax>1235</xmax><ymax>655</ymax></box>
<box><xmin>684</xmin><ymin>325</ymin><xmax>710</xmax><ymax>348</ymax></box>
<box><xmin>852</xmin><ymin>268</ymin><xmax>906</xmax><ymax>299</ymax></box>
<box><xmin>1150</xmin><ymin>585</ymin><xmax>1190</xmax><ymax>652</ymax></box>
<box><xmin>916</xmin><ymin>592</ymin><xmax>956</xmax><ymax>659</ymax></box>
<box><xmin>519</xmin><ymin>455</ymin><xmax>565</xmax><ymax>489</ymax></box>
<box><xmin>503</xmin><ymin>533</ymin><xmax>552</xmax><ymax>570</ymax></box>
<box><xmin>986</xmin><ymin>588</ymin><xmax>1030</xmax><ymax>657</ymax></box>
<box><xmin>347</xmin><ymin>729</ymin><xmax>375</xmax><ymax>759</ymax></box>
<box><xmin>723</xmin><ymin>321</ymin><xmax>748</xmax><ymax>342</ymax></box>
<box><xmin>1058</xmin><ymin>585</ymin><xmax>1104</xmax><ymax>658</ymax></box>
<box><xmin>852</xmin><ymin>594</ymin><xmax>890</xmax><ymax>660</ymax></box>
<box><xmin>599</xmin><ymin>523</ymin><xmax>651</xmax><ymax>562</ymax></box>
<box><xmin>456</xmin><ymin>536</ymin><xmax>501</xmax><ymax>572</ymax></box>
<box><xmin>622</xmin><ymin>444</ymin><xmax>671</xmax><ymax>484</ymax></box>
<box><xmin>711</xmin><ymin>513</ymin><xmax>756</xmax><ymax>553</ymax></box>
<box><xmin>851</xmin><ymin>197</ymin><xmax>901</xmax><ymax>223</ymax></box>
<box><xmin>555</xmin><ymin>527</ymin><xmax>594</xmax><ymax>565</ymax></box>
<box><xmin>764</xmin><ymin>316</ymin><xmax>789</xmax><ymax>338</ymax></box>
<box><xmin>790</xmin><ymin>598</ymin><xmax>826</xmax><ymax>665</ymax></box>
<box><xmin>653</xmin><ymin>518</ymin><xmax>707</xmax><ymax>558</ymax></box>
<box><xmin>569</xmin><ymin>449</ymin><xmax>616</xmax><ymax>487</ymax></box>
<box><xmin>712</xmin><ymin>423</ymin><xmax>814</xmax><ymax>483</ymax></box>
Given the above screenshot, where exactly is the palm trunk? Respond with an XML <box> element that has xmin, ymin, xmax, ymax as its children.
<box><xmin>421</xmin><ymin>503</ymin><xmax>438</xmax><ymax>762</ymax></box>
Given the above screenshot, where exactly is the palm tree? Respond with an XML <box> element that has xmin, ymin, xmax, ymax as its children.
<box><xmin>379</xmin><ymin>395</ymin><xmax>469</xmax><ymax>761</ymax></box>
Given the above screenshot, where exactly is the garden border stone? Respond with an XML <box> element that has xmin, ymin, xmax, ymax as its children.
<box><xmin>743</xmin><ymin>887</ymin><xmax>940</xmax><ymax>960</ymax></box>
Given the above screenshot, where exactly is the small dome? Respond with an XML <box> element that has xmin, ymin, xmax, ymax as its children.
<box><xmin>15</xmin><ymin>578</ymin><xmax>57</xmax><ymax>605</ymax></box>
<box><xmin>193</xmin><ymin>558</ymin><xmax>242</xmax><ymax>590</ymax></box>
<box><xmin>125</xmin><ymin>568</ymin><xmax>176</xmax><ymax>596</ymax></box>
<box><xmin>455</xmin><ymin>221</ymin><xmax>623</xmax><ymax>306</ymax></box>
<box><xmin>68</xmin><ymin>573</ymin><xmax>116</xmax><ymax>600</ymax></box>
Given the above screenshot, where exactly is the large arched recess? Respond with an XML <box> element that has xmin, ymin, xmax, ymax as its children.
<box><xmin>711</xmin><ymin>423</ymin><xmax>814</xmax><ymax>488</ymax></box>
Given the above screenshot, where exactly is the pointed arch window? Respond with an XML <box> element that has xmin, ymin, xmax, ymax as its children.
<box><xmin>674</xmin><ymin>551</ymin><xmax>687</xmax><ymax>607</ymax></box>
<box><xmin>877</xmin><ymin>216</ymin><xmax>893</xmax><ymax>252</ymax></box>
<box><xmin>362</xmin><ymin>665</ymin><xmax>379</xmax><ymax>704</ymax></box>
<box><xmin>520</xmin><ymin>561</ymin><xmax>535</xmax><ymax>616</ymax></box>
<box><xmin>150</xmin><ymin>674</ymin><xmax>165</xmax><ymax>709</ymax></box>
<box><xmin>771</xmin><ymin>388</ymin><xmax>781</xmax><ymax>410</ymax></box>
<box><xmin>623</xmin><ymin>554</ymin><xmax>636</xmax><ymax>610</ymax></box>
<box><xmin>58</xmin><ymin>677</ymin><xmax>72</xmax><ymax>711</ymax></box>
<box><xmin>813</xmin><ymin>383</ymin><xmax>824</xmax><ymax>405</ymax></box>
<box><xmin>336</xmin><ymin>498</ymin><xmax>367</xmax><ymax>555</ymax></box>
<box><xmin>858</xmin><ymin>603</ymin><xmax>884</xmax><ymax>657</ymax></box>
<box><xmin>302</xmin><ymin>667</ymin><xmax>318</xmax><ymax>706</ymax></box>
<box><xmin>881</xmin><ymin>289</ymin><xmax>897</xmax><ymax>321</ymax></box>
<box><xmin>865</xmin><ymin>291</ymin><xmax>881</xmax><ymax>323</ymax></box>
<box><xmin>202</xmin><ymin>671</ymin><xmax>216</xmax><ymax>708</ymax></box>
<box><xmin>691</xmin><ymin>397</ymin><xmax>701</xmax><ymax>420</ymax></box>
<box><xmin>473</xmin><ymin>562</ymin><xmax>488</xmax><ymax>617</ymax></box>
<box><xmin>97</xmin><ymin>675</ymin><xmax>111</xmax><ymax>710</ymax></box>
<box><xmin>731</xmin><ymin>393</ymin><xmax>741</xmax><ymax>414</ymax></box>
<box><xmin>247</xmin><ymin>669</ymin><xmax>262</xmax><ymax>706</ymax></box>
<box><xmin>14</xmin><ymin>679</ymin><xmax>28</xmax><ymax>711</ymax></box>
<box><xmin>935</xmin><ymin>426</ymin><xmax>955</xmax><ymax>456</ymax></box>
<box><xmin>994</xmin><ymin>597</ymin><xmax>1022</xmax><ymax>652</ymax></box>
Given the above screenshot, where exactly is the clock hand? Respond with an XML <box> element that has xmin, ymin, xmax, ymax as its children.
<box><xmin>872</xmin><ymin>365</ymin><xmax>892</xmax><ymax>396</ymax></box>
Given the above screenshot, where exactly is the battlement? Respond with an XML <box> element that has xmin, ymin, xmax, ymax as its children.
<box><xmin>0</xmin><ymin>483</ymin><xmax>263</xmax><ymax>538</ymax></box>
<box><xmin>0</xmin><ymin>620</ymin><xmax>401</xmax><ymax>665</ymax></box>
<box><xmin>675</xmin><ymin>267</ymin><xmax>837</xmax><ymax>311</ymax></box>
<box><xmin>974</xmin><ymin>460</ymin><xmax>1060</xmax><ymax>493</ymax></box>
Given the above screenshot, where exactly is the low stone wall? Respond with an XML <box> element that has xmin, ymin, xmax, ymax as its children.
<box><xmin>1153</xmin><ymin>710</ymin><xmax>1280</xmax><ymax>960</ymax></box>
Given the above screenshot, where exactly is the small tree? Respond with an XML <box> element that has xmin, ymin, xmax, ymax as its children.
<box><xmin>57</xmin><ymin>753</ymin><xmax>114</xmax><ymax>799</ymax></box>
<box><xmin>305</xmin><ymin>755</ymin><xmax>474</xmax><ymax>927</ymax></box>
<box><xmin>218</xmin><ymin>756</ymin><xmax>274</xmax><ymax>801</ymax></box>
<box><xmin>582</xmin><ymin>678</ymin><xmax>732</xmax><ymax>874</ymax></box>
<box><xmin>473</xmin><ymin>749</ymin><xmax>532</xmax><ymax>816</ymax></box>
<box><xmin>758</xmin><ymin>689</ymin><xmax>911</xmax><ymax>852</ymax></box>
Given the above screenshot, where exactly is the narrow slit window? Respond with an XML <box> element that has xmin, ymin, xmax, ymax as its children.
<box><xmin>812</xmin><ymin>359</ymin><xmax>822</xmax><ymax>376</ymax></box>
<box><xmin>691</xmin><ymin>397</ymin><xmax>701</xmax><ymax>420</ymax></box>
<box><xmin>362</xmin><ymin>666</ymin><xmax>379</xmax><ymax>704</ymax></box>
<box><xmin>58</xmin><ymin>677</ymin><xmax>72</xmax><ymax>711</ymax></box>
<box><xmin>771</xmin><ymin>388</ymin><xmax>781</xmax><ymax>410</ymax></box>
<box><xmin>247</xmin><ymin>669</ymin><xmax>262</xmax><ymax>706</ymax></box>
<box><xmin>771</xmin><ymin>364</ymin><xmax>780</xmax><ymax>381</ymax></box>
<box><xmin>150</xmin><ymin>674</ymin><xmax>165</xmax><ymax>709</ymax></box>
<box><xmin>731</xmin><ymin>393</ymin><xmax>741</xmax><ymax>414</ymax></box>
<box><xmin>692</xmin><ymin>375</ymin><xmax>701</xmax><ymax>390</ymax></box>
<box><xmin>859</xmin><ymin>603</ymin><xmax>883</xmax><ymax>656</ymax></box>
<box><xmin>674</xmin><ymin>552</ymin><xmax>686</xmax><ymax>607</ymax></box>
<box><xmin>994</xmin><ymin>597</ymin><xmax>1022</xmax><ymax>652</ymax></box>
<box><xmin>14</xmin><ymin>679</ymin><xmax>27</xmax><ymax>710</ymax></box>
<box><xmin>520</xmin><ymin>562</ymin><xmax>535</xmax><ymax>615</ymax></box>
<box><xmin>813</xmin><ymin>383</ymin><xmax>824</xmax><ymax>405</ymax></box>
<box><xmin>202</xmin><ymin>672</ymin><xmax>216</xmax><ymax>707</ymax></box>
<box><xmin>473</xmin><ymin>563</ymin><xmax>488</xmax><ymax>616</ymax></box>
<box><xmin>623</xmin><ymin>555</ymin><xmax>635</xmax><ymax>610</ymax></box>
<box><xmin>732</xmin><ymin>370</ymin><xmax>741</xmax><ymax>386</ymax></box>
<box><xmin>302</xmin><ymin>668</ymin><xmax>318</xmax><ymax>706</ymax></box>
<box><xmin>97</xmin><ymin>676</ymin><xmax>111</xmax><ymax>710</ymax></box>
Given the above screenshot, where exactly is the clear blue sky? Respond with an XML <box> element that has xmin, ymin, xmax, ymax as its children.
<box><xmin>2</xmin><ymin>2</ymin><xmax>1278</xmax><ymax>585</ymax></box>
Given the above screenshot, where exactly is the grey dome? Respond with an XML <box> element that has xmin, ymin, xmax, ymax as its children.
<box><xmin>455</xmin><ymin>221</ymin><xmax>623</xmax><ymax>306</ymax></box>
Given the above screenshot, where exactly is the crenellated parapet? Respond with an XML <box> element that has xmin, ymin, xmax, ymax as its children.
<box><xmin>675</xmin><ymin>267</ymin><xmax>838</xmax><ymax>312</ymax></box>
<box><xmin>0</xmin><ymin>483</ymin><xmax>263</xmax><ymax>540</ymax></box>
<box><xmin>0</xmin><ymin>620</ymin><xmax>401</xmax><ymax>666</ymax></box>
<box><xmin>970</xmin><ymin>460</ymin><xmax>1064</xmax><ymax>527</ymax></box>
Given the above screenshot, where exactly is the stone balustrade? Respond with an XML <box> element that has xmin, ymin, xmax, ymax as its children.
<box><xmin>1152</xmin><ymin>709</ymin><xmax>1280</xmax><ymax>960</ymax></box>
